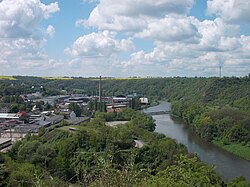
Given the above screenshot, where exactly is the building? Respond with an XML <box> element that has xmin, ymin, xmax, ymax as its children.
<box><xmin>139</xmin><ymin>98</ymin><xmax>149</xmax><ymax>104</ymax></box>
<box><xmin>29</xmin><ymin>114</ymin><xmax>64</xmax><ymax>127</ymax></box>
<box><xmin>68</xmin><ymin>97</ymin><xmax>91</xmax><ymax>104</ymax></box>
<box><xmin>0</xmin><ymin>138</ymin><xmax>11</xmax><ymax>150</ymax></box>
<box><xmin>106</xmin><ymin>104</ymin><xmax>128</xmax><ymax>113</ymax></box>
<box><xmin>0</xmin><ymin>113</ymin><xmax>20</xmax><ymax>121</ymax></box>
<box><xmin>112</xmin><ymin>95</ymin><xmax>129</xmax><ymax>104</ymax></box>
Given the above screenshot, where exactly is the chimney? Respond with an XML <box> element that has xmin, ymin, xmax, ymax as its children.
<box><xmin>99</xmin><ymin>76</ymin><xmax>102</xmax><ymax>102</ymax></box>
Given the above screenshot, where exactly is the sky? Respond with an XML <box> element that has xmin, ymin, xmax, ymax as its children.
<box><xmin>0</xmin><ymin>0</ymin><xmax>250</xmax><ymax>77</ymax></box>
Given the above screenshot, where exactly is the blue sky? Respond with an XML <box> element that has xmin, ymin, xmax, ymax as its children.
<box><xmin>0</xmin><ymin>0</ymin><xmax>250</xmax><ymax>77</ymax></box>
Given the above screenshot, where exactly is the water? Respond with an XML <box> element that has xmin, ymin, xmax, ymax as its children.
<box><xmin>144</xmin><ymin>101</ymin><xmax>250</xmax><ymax>181</ymax></box>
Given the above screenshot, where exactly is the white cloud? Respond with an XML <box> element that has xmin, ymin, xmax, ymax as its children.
<box><xmin>46</xmin><ymin>25</ymin><xmax>55</xmax><ymax>37</ymax></box>
<box><xmin>0</xmin><ymin>0</ymin><xmax>59</xmax><ymax>38</ymax></box>
<box><xmin>85</xmin><ymin>0</ymin><xmax>194</xmax><ymax>32</ymax></box>
<box><xmin>207</xmin><ymin>0</ymin><xmax>250</xmax><ymax>24</ymax></box>
<box><xmin>196</xmin><ymin>18</ymin><xmax>241</xmax><ymax>51</ymax></box>
<box><xmin>120</xmin><ymin>16</ymin><xmax>250</xmax><ymax>77</ymax></box>
<box><xmin>0</xmin><ymin>38</ymin><xmax>47</xmax><ymax>64</ymax></box>
<box><xmin>65</xmin><ymin>31</ymin><xmax>134</xmax><ymax>57</ymax></box>
<box><xmin>136</xmin><ymin>15</ymin><xmax>200</xmax><ymax>43</ymax></box>
<box><xmin>0</xmin><ymin>0</ymin><xmax>59</xmax><ymax>72</ymax></box>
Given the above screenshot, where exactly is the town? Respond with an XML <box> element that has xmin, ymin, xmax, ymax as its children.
<box><xmin>0</xmin><ymin>77</ymin><xmax>149</xmax><ymax>151</ymax></box>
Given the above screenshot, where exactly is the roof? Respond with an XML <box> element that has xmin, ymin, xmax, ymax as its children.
<box><xmin>140</xmin><ymin>98</ymin><xmax>149</xmax><ymax>104</ymax></box>
<box><xmin>113</xmin><ymin>97</ymin><xmax>128</xmax><ymax>100</ymax></box>
<box><xmin>0</xmin><ymin>138</ymin><xmax>11</xmax><ymax>145</ymax></box>
<box><xmin>0</xmin><ymin>113</ymin><xmax>19</xmax><ymax>119</ymax></box>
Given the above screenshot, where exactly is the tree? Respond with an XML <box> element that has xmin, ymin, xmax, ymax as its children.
<box><xmin>8</xmin><ymin>163</ymin><xmax>36</xmax><ymax>187</ymax></box>
<box><xmin>10</xmin><ymin>104</ymin><xmax>19</xmax><ymax>113</ymax></box>
<box><xmin>69</xmin><ymin>103</ymin><xmax>82</xmax><ymax>117</ymax></box>
<box><xmin>32</xmin><ymin>144</ymin><xmax>56</xmax><ymax>168</ymax></box>
<box><xmin>0</xmin><ymin>163</ymin><xmax>9</xmax><ymax>187</ymax></box>
<box><xmin>17</xmin><ymin>141</ymin><xmax>42</xmax><ymax>162</ymax></box>
<box><xmin>139</xmin><ymin>155</ymin><xmax>221</xmax><ymax>187</ymax></box>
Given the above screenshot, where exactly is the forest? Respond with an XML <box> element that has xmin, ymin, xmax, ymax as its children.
<box><xmin>0</xmin><ymin>75</ymin><xmax>250</xmax><ymax>186</ymax></box>
<box><xmin>2</xmin><ymin>108</ymin><xmax>249</xmax><ymax>186</ymax></box>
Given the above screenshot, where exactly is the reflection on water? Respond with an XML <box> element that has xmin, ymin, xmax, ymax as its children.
<box><xmin>144</xmin><ymin>101</ymin><xmax>250</xmax><ymax>181</ymax></box>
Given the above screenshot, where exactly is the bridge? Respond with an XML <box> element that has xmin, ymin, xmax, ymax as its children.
<box><xmin>145</xmin><ymin>111</ymin><xmax>171</xmax><ymax>116</ymax></box>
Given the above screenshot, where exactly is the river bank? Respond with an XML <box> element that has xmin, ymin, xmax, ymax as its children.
<box><xmin>170</xmin><ymin>112</ymin><xmax>250</xmax><ymax>162</ymax></box>
<box><xmin>144</xmin><ymin>101</ymin><xmax>250</xmax><ymax>181</ymax></box>
<box><xmin>212</xmin><ymin>140</ymin><xmax>250</xmax><ymax>161</ymax></box>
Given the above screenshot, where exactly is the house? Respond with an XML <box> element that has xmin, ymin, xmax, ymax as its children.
<box><xmin>30</xmin><ymin>114</ymin><xmax>64</xmax><ymax>127</ymax></box>
<box><xmin>112</xmin><ymin>96</ymin><xmax>129</xmax><ymax>104</ymax></box>
<box><xmin>69</xmin><ymin>111</ymin><xmax>76</xmax><ymax>120</ymax></box>
<box><xmin>139</xmin><ymin>98</ymin><xmax>149</xmax><ymax>104</ymax></box>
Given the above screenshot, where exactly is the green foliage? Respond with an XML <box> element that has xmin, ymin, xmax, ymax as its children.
<box><xmin>69</xmin><ymin>103</ymin><xmax>82</xmax><ymax>117</ymax></box>
<box><xmin>139</xmin><ymin>155</ymin><xmax>221</xmax><ymax>187</ymax></box>
<box><xmin>228</xmin><ymin>176</ymin><xmax>250</xmax><ymax>187</ymax></box>
<box><xmin>129</xmin><ymin>97</ymin><xmax>141</xmax><ymax>110</ymax></box>
<box><xmin>3</xmin><ymin>108</ymin><xmax>229</xmax><ymax>186</ymax></box>
<box><xmin>213</xmin><ymin>140</ymin><xmax>250</xmax><ymax>161</ymax></box>
<box><xmin>0</xmin><ymin>163</ymin><xmax>9</xmax><ymax>187</ymax></box>
<box><xmin>1</xmin><ymin>76</ymin><xmax>250</xmax><ymax>186</ymax></box>
<box><xmin>17</xmin><ymin>140</ymin><xmax>42</xmax><ymax>162</ymax></box>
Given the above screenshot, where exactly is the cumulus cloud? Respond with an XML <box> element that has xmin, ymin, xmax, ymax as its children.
<box><xmin>136</xmin><ymin>16</ymin><xmax>200</xmax><ymax>43</ymax></box>
<box><xmin>46</xmin><ymin>25</ymin><xmax>55</xmax><ymax>37</ymax></box>
<box><xmin>207</xmin><ymin>0</ymin><xmax>250</xmax><ymax>24</ymax></box>
<box><xmin>0</xmin><ymin>38</ymin><xmax>46</xmax><ymax>64</ymax></box>
<box><xmin>196</xmin><ymin>18</ymin><xmax>241</xmax><ymax>51</ymax></box>
<box><xmin>65</xmin><ymin>30</ymin><xmax>134</xmax><ymax>57</ymax></box>
<box><xmin>85</xmin><ymin>0</ymin><xmax>194</xmax><ymax>32</ymax></box>
<box><xmin>0</xmin><ymin>0</ymin><xmax>59</xmax><ymax>38</ymax></box>
<box><xmin>120</xmin><ymin>16</ymin><xmax>250</xmax><ymax>77</ymax></box>
<box><xmin>0</xmin><ymin>0</ymin><xmax>59</xmax><ymax>72</ymax></box>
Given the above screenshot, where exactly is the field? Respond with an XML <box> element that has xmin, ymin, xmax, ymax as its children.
<box><xmin>87</xmin><ymin>77</ymin><xmax>147</xmax><ymax>81</ymax></box>
<box><xmin>0</xmin><ymin>76</ymin><xmax>16</xmax><ymax>80</ymax></box>
<box><xmin>42</xmin><ymin>76</ymin><xmax>73</xmax><ymax>80</ymax></box>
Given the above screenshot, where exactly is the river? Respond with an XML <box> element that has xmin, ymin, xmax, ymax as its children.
<box><xmin>144</xmin><ymin>101</ymin><xmax>250</xmax><ymax>181</ymax></box>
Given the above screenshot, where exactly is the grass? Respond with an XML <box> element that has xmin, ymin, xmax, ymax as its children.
<box><xmin>105</xmin><ymin>77</ymin><xmax>146</xmax><ymax>80</ymax></box>
<box><xmin>0</xmin><ymin>76</ymin><xmax>17</xmax><ymax>80</ymax></box>
<box><xmin>42</xmin><ymin>76</ymin><xmax>73</xmax><ymax>80</ymax></box>
<box><xmin>87</xmin><ymin>77</ymin><xmax>147</xmax><ymax>81</ymax></box>
<box><xmin>42</xmin><ymin>76</ymin><xmax>150</xmax><ymax>81</ymax></box>
<box><xmin>213</xmin><ymin>140</ymin><xmax>250</xmax><ymax>161</ymax></box>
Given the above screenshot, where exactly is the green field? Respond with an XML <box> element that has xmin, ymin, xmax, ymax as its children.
<box><xmin>213</xmin><ymin>140</ymin><xmax>250</xmax><ymax>161</ymax></box>
<box><xmin>42</xmin><ymin>76</ymin><xmax>73</xmax><ymax>80</ymax></box>
<box><xmin>0</xmin><ymin>76</ymin><xmax>16</xmax><ymax>80</ymax></box>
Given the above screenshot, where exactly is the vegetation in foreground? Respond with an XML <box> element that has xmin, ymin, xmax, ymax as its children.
<box><xmin>0</xmin><ymin>75</ymin><xmax>249</xmax><ymax>185</ymax></box>
<box><xmin>2</xmin><ymin>108</ymin><xmax>249</xmax><ymax>186</ymax></box>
